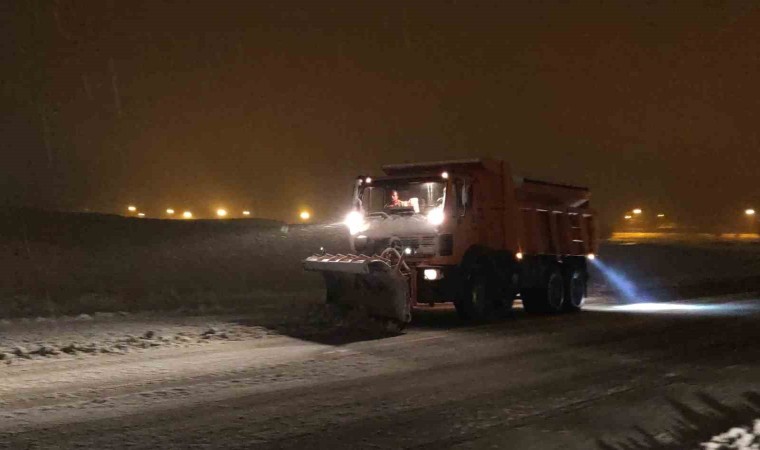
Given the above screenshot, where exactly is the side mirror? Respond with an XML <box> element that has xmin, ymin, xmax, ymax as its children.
<box><xmin>352</xmin><ymin>178</ymin><xmax>363</xmax><ymax>209</ymax></box>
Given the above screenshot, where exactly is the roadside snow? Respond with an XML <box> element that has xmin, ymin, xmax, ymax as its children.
<box><xmin>701</xmin><ymin>420</ymin><xmax>760</xmax><ymax>449</ymax></box>
<box><xmin>0</xmin><ymin>311</ymin><xmax>282</xmax><ymax>364</ymax></box>
<box><xmin>0</xmin><ymin>300</ymin><xmax>391</xmax><ymax>365</ymax></box>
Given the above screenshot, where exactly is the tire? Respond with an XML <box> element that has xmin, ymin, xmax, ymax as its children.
<box><xmin>492</xmin><ymin>271</ymin><xmax>516</xmax><ymax>318</ymax></box>
<box><xmin>563</xmin><ymin>268</ymin><xmax>586</xmax><ymax>312</ymax></box>
<box><xmin>454</xmin><ymin>272</ymin><xmax>497</xmax><ymax>321</ymax></box>
<box><xmin>522</xmin><ymin>265</ymin><xmax>564</xmax><ymax>314</ymax></box>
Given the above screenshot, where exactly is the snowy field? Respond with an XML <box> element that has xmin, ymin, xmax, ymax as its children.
<box><xmin>0</xmin><ymin>208</ymin><xmax>349</xmax><ymax>317</ymax></box>
<box><xmin>3</xmin><ymin>208</ymin><xmax>760</xmax><ymax>319</ymax></box>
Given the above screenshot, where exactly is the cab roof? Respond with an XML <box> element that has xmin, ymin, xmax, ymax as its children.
<box><xmin>382</xmin><ymin>158</ymin><xmax>491</xmax><ymax>175</ymax></box>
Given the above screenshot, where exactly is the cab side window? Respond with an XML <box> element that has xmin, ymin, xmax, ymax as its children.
<box><xmin>455</xmin><ymin>179</ymin><xmax>473</xmax><ymax>216</ymax></box>
<box><xmin>465</xmin><ymin>183</ymin><xmax>474</xmax><ymax>209</ymax></box>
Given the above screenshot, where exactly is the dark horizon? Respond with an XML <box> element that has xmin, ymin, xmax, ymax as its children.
<box><xmin>3</xmin><ymin>1</ymin><xmax>760</xmax><ymax>228</ymax></box>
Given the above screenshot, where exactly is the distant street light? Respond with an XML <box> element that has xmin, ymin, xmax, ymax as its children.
<box><xmin>300</xmin><ymin>211</ymin><xmax>311</xmax><ymax>221</ymax></box>
<box><xmin>242</xmin><ymin>211</ymin><xmax>251</xmax><ymax>216</ymax></box>
<box><xmin>127</xmin><ymin>205</ymin><xmax>137</xmax><ymax>212</ymax></box>
<box><xmin>657</xmin><ymin>214</ymin><xmax>665</xmax><ymax>218</ymax></box>
<box><xmin>137</xmin><ymin>213</ymin><xmax>146</xmax><ymax>217</ymax></box>
<box><xmin>216</xmin><ymin>208</ymin><xmax>227</xmax><ymax>218</ymax></box>
<box><xmin>183</xmin><ymin>211</ymin><xmax>193</xmax><ymax>219</ymax></box>
<box><xmin>624</xmin><ymin>215</ymin><xmax>632</xmax><ymax>220</ymax></box>
<box><xmin>632</xmin><ymin>209</ymin><xmax>642</xmax><ymax>215</ymax></box>
<box><xmin>745</xmin><ymin>209</ymin><xmax>756</xmax><ymax>216</ymax></box>
<box><xmin>166</xmin><ymin>208</ymin><xmax>175</xmax><ymax>215</ymax></box>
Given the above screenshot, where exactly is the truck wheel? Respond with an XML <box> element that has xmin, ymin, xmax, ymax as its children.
<box><xmin>563</xmin><ymin>268</ymin><xmax>586</xmax><ymax>312</ymax></box>
<box><xmin>522</xmin><ymin>266</ymin><xmax>564</xmax><ymax>314</ymax></box>
<box><xmin>454</xmin><ymin>272</ymin><xmax>497</xmax><ymax>321</ymax></box>
<box><xmin>496</xmin><ymin>272</ymin><xmax>518</xmax><ymax>317</ymax></box>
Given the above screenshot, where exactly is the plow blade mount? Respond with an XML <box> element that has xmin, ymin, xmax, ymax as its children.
<box><xmin>303</xmin><ymin>253</ymin><xmax>411</xmax><ymax>324</ymax></box>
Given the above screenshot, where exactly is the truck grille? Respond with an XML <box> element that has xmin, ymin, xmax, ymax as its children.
<box><xmin>399</xmin><ymin>236</ymin><xmax>437</xmax><ymax>256</ymax></box>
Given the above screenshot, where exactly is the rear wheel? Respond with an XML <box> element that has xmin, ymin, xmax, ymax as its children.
<box><xmin>563</xmin><ymin>268</ymin><xmax>586</xmax><ymax>312</ymax></box>
<box><xmin>522</xmin><ymin>266</ymin><xmax>564</xmax><ymax>314</ymax></box>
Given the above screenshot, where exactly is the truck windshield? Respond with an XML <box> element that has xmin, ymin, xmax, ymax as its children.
<box><xmin>361</xmin><ymin>181</ymin><xmax>446</xmax><ymax>215</ymax></box>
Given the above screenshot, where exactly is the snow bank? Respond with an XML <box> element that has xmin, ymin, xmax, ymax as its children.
<box><xmin>701</xmin><ymin>420</ymin><xmax>760</xmax><ymax>449</ymax></box>
<box><xmin>0</xmin><ymin>310</ymin><xmax>291</xmax><ymax>364</ymax></box>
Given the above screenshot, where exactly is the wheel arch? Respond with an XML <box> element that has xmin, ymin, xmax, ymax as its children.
<box><xmin>459</xmin><ymin>244</ymin><xmax>494</xmax><ymax>276</ymax></box>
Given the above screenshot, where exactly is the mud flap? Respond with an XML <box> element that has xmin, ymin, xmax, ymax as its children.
<box><xmin>303</xmin><ymin>253</ymin><xmax>412</xmax><ymax>324</ymax></box>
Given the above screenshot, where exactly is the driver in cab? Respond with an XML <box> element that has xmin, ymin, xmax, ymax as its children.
<box><xmin>386</xmin><ymin>190</ymin><xmax>409</xmax><ymax>208</ymax></box>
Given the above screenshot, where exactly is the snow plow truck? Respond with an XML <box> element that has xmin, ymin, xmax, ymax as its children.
<box><xmin>303</xmin><ymin>158</ymin><xmax>597</xmax><ymax>327</ymax></box>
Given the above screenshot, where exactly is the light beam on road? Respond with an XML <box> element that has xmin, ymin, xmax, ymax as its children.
<box><xmin>589</xmin><ymin>257</ymin><xmax>649</xmax><ymax>302</ymax></box>
<box><xmin>585</xmin><ymin>300</ymin><xmax>760</xmax><ymax>316</ymax></box>
<box><xmin>611</xmin><ymin>303</ymin><xmax>704</xmax><ymax>312</ymax></box>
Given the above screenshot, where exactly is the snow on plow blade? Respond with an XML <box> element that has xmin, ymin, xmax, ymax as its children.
<box><xmin>303</xmin><ymin>252</ymin><xmax>411</xmax><ymax>324</ymax></box>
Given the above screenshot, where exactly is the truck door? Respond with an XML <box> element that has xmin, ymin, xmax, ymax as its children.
<box><xmin>458</xmin><ymin>174</ymin><xmax>504</xmax><ymax>250</ymax></box>
<box><xmin>453</xmin><ymin>177</ymin><xmax>479</xmax><ymax>253</ymax></box>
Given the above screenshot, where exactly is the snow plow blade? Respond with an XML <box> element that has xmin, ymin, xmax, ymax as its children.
<box><xmin>303</xmin><ymin>251</ymin><xmax>411</xmax><ymax>324</ymax></box>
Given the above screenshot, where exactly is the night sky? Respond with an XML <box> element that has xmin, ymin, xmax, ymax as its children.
<box><xmin>3</xmin><ymin>1</ymin><xmax>760</xmax><ymax>226</ymax></box>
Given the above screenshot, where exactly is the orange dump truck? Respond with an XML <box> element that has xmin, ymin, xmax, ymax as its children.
<box><xmin>304</xmin><ymin>158</ymin><xmax>597</xmax><ymax>326</ymax></box>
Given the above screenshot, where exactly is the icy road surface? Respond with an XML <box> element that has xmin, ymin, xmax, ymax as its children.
<box><xmin>1</xmin><ymin>296</ymin><xmax>759</xmax><ymax>449</ymax></box>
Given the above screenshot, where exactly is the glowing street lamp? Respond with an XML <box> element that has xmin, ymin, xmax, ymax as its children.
<box><xmin>624</xmin><ymin>215</ymin><xmax>632</xmax><ymax>220</ymax></box>
<box><xmin>183</xmin><ymin>211</ymin><xmax>193</xmax><ymax>219</ymax></box>
<box><xmin>166</xmin><ymin>208</ymin><xmax>175</xmax><ymax>215</ymax></box>
<box><xmin>216</xmin><ymin>208</ymin><xmax>227</xmax><ymax>218</ymax></box>
<box><xmin>137</xmin><ymin>212</ymin><xmax>146</xmax><ymax>218</ymax></box>
<box><xmin>127</xmin><ymin>205</ymin><xmax>137</xmax><ymax>212</ymax></box>
<box><xmin>242</xmin><ymin>210</ymin><xmax>251</xmax><ymax>216</ymax></box>
<box><xmin>657</xmin><ymin>213</ymin><xmax>665</xmax><ymax>218</ymax></box>
<box><xmin>632</xmin><ymin>209</ymin><xmax>642</xmax><ymax>215</ymax></box>
<box><xmin>299</xmin><ymin>211</ymin><xmax>311</xmax><ymax>221</ymax></box>
<box><xmin>745</xmin><ymin>209</ymin><xmax>756</xmax><ymax>216</ymax></box>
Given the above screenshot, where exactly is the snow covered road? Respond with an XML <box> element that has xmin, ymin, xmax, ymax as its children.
<box><xmin>1</xmin><ymin>295</ymin><xmax>759</xmax><ymax>449</ymax></box>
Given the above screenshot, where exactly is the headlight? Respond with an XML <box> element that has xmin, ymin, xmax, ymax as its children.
<box><xmin>423</xmin><ymin>269</ymin><xmax>443</xmax><ymax>280</ymax></box>
<box><xmin>427</xmin><ymin>207</ymin><xmax>444</xmax><ymax>225</ymax></box>
<box><xmin>344</xmin><ymin>211</ymin><xmax>368</xmax><ymax>235</ymax></box>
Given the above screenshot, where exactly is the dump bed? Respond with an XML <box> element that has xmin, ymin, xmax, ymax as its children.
<box><xmin>514</xmin><ymin>177</ymin><xmax>596</xmax><ymax>257</ymax></box>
